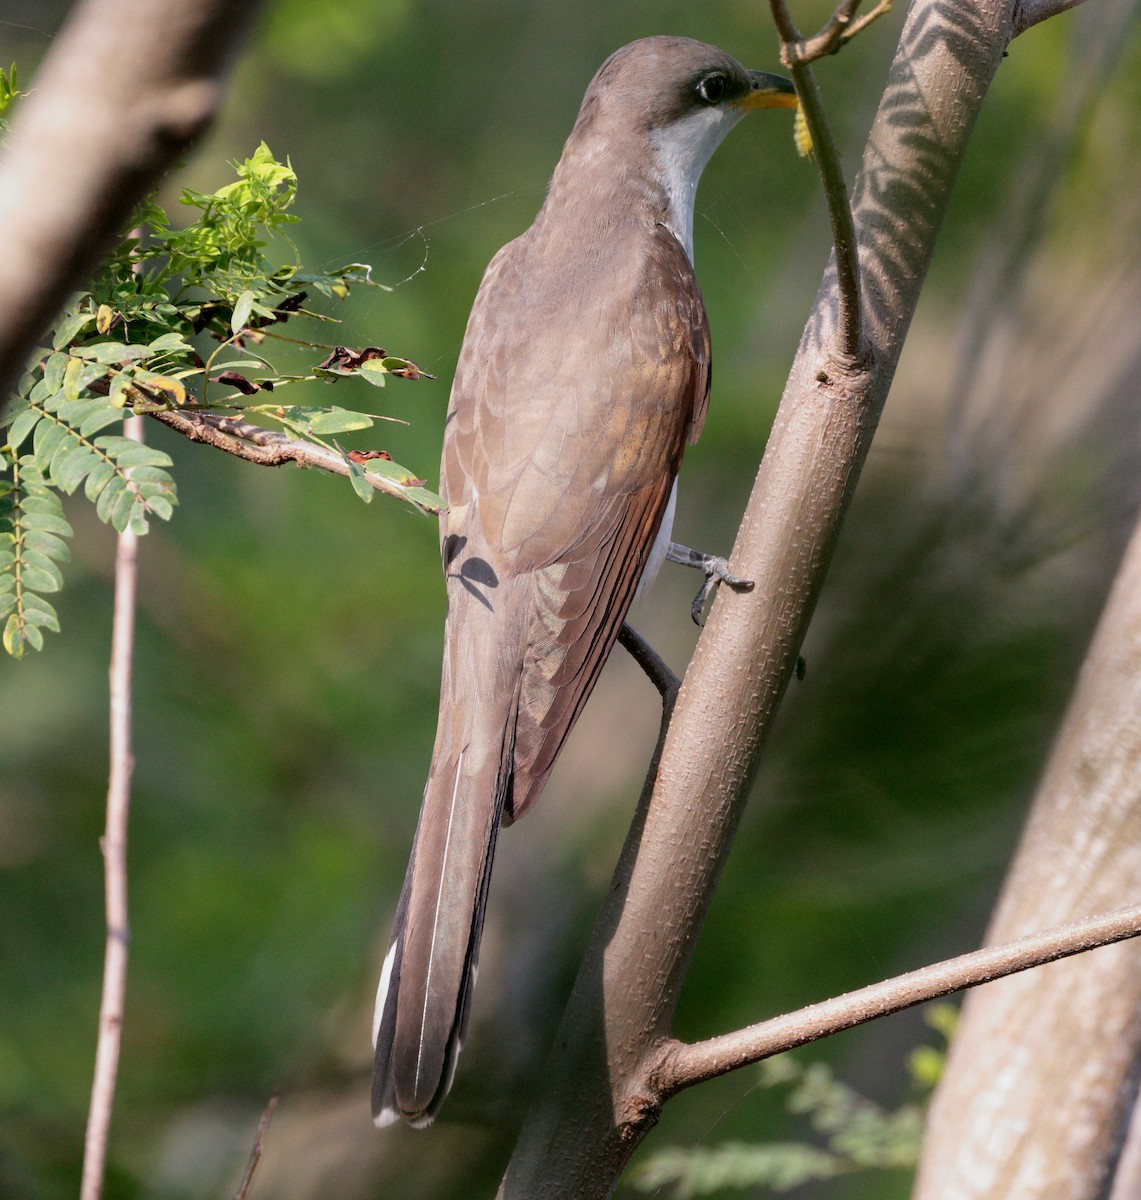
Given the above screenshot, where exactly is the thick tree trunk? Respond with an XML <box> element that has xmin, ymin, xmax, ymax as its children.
<box><xmin>913</xmin><ymin>512</ymin><xmax>1141</xmax><ymax>1199</ymax></box>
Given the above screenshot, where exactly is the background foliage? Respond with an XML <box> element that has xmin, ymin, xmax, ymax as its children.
<box><xmin>1</xmin><ymin>1</ymin><xmax>1139</xmax><ymax>1197</ymax></box>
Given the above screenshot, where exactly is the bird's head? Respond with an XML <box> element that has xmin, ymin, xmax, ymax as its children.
<box><xmin>555</xmin><ymin>37</ymin><xmax>797</xmax><ymax>257</ymax></box>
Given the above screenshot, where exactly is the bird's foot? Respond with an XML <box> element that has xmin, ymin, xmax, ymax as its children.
<box><xmin>665</xmin><ymin>542</ymin><xmax>754</xmax><ymax>625</ymax></box>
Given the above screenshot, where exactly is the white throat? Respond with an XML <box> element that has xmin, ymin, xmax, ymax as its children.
<box><xmin>650</xmin><ymin>105</ymin><xmax>741</xmax><ymax>261</ymax></box>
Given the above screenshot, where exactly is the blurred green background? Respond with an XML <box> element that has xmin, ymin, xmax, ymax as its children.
<box><xmin>2</xmin><ymin>0</ymin><xmax>1140</xmax><ymax>1196</ymax></box>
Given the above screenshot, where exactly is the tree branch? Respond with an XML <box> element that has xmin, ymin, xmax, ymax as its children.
<box><xmin>146</xmin><ymin>408</ymin><xmax>422</xmax><ymax>504</ymax></box>
<box><xmin>79</xmin><ymin>415</ymin><xmax>143</xmax><ymax>1200</ymax></box>
<box><xmin>1012</xmin><ymin>0</ymin><xmax>1096</xmax><ymax>36</ymax></box>
<box><xmin>915</xmin><ymin>455</ymin><xmax>1141</xmax><ymax>1197</ymax></box>
<box><xmin>652</xmin><ymin>902</ymin><xmax>1141</xmax><ymax>1096</ymax></box>
<box><xmin>233</xmin><ymin>1095</ymin><xmax>278</xmax><ymax>1200</ymax></box>
<box><xmin>500</xmin><ymin>0</ymin><xmax>1015</xmax><ymax>1194</ymax></box>
<box><xmin>0</xmin><ymin>0</ymin><xmax>264</xmax><ymax>408</ymax></box>
<box><xmin>618</xmin><ymin>623</ymin><xmax>681</xmax><ymax>708</ymax></box>
<box><xmin>769</xmin><ymin>0</ymin><xmax>869</xmax><ymax>361</ymax></box>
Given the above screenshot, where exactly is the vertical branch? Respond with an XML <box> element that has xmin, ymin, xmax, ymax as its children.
<box><xmin>79</xmin><ymin>414</ymin><xmax>143</xmax><ymax>1200</ymax></box>
<box><xmin>769</xmin><ymin>0</ymin><xmax>866</xmax><ymax>361</ymax></box>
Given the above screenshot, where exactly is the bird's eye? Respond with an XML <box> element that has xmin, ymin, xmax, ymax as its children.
<box><xmin>695</xmin><ymin>72</ymin><xmax>730</xmax><ymax>105</ymax></box>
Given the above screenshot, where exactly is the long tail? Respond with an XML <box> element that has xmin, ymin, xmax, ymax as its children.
<box><xmin>371</xmin><ymin>700</ymin><xmax>516</xmax><ymax>1127</ymax></box>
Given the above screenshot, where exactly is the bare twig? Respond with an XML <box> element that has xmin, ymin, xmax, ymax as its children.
<box><xmin>768</xmin><ymin>0</ymin><xmax>866</xmax><ymax>362</ymax></box>
<box><xmin>652</xmin><ymin>902</ymin><xmax>1141</xmax><ymax>1096</ymax></box>
<box><xmin>79</xmin><ymin>414</ymin><xmax>143</xmax><ymax>1200</ymax></box>
<box><xmin>0</xmin><ymin>0</ymin><xmax>265</xmax><ymax>409</ymax></box>
<box><xmin>791</xmin><ymin>0</ymin><xmax>895</xmax><ymax>59</ymax></box>
<box><xmin>233</xmin><ymin>1095</ymin><xmax>279</xmax><ymax>1200</ymax></box>
<box><xmin>618</xmin><ymin>623</ymin><xmax>681</xmax><ymax>707</ymax></box>
<box><xmin>147</xmin><ymin>408</ymin><xmax>430</xmax><ymax>506</ymax></box>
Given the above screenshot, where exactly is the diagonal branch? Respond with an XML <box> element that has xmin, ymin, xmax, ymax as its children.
<box><xmin>147</xmin><ymin>408</ymin><xmax>429</xmax><ymax>506</ymax></box>
<box><xmin>652</xmin><ymin>902</ymin><xmax>1141</xmax><ymax>1096</ymax></box>
<box><xmin>768</xmin><ymin>0</ymin><xmax>867</xmax><ymax>361</ymax></box>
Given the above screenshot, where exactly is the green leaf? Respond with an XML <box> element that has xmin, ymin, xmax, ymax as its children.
<box><xmin>21</xmin><ymin>510</ymin><xmax>73</xmax><ymax>537</ymax></box>
<box><xmin>95</xmin><ymin>474</ymin><xmax>126</xmax><ymax>524</ymax></box>
<box><xmin>143</xmin><ymin>494</ymin><xmax>175</xmax><ymax>523</ymax></box>
<box><xmin>307</xmin><ymin>407</ymin><xmax>375</xmax><ymax>434</ymax></box>
<box><xmin>78</xmin><ymin>402</ymin><xmax>128</xmax><ymax>438</ymax></box>
<box><xmin>73</xmin><ymin>341</ymin><xmax>151</xmax><ymax>365</ymax></box>
<box><xmin>32</xmin><ymin>417</ymin><xmax>69</xmax><ymax>464</ymax></box>
<box><xmin>356</xmin><ymin>359</ymin><xmax>388</xmax><ymax>387</ymax></box>
<box><xmin>83</xmin><ymin>458</ymin><xmax>118</xmax><ymax>501</ymax></box>
<box><xmin>231</xmin><ymin>288</ymin><xmax>255</xmax><ymax>334</ymax></box>
<box><xmin>52</xmin><ymin>311</ymin><xmax>93</xmax><ymax>350</ymax></box>
<box><xmin>109</xmin><ymin>485</ymin><xmax>138</xmax><ymax>533</ymax></box>
<box><xmin>42</xmin><ymin>352</ymin><xmax>69</xmax><ymax>393</ymax></box>
<box><xmin>22</xmin><ymin>529</ymin><xmax>70</xmax><ymax>561</ymax></box>
<box><xmin>6</xmin><ymin>406</ymin><xmax>40</xmax><ymax>451</ymax></box>
<box><xmin>146</xmin><ymin>331</ymin><xmax>195</xmax><ymax>355</ymax></box>
<box><xmin>19</xmin><ymin>565</ymin><xmax>61</xmax><ymax>595</ymax></box>
<box><xmin>52</xmin><ymin>444</ymin><xmax>99</xmax><ymax>494</ymax></box>
<box><xmin>111</xmin><ymin>444</ymin><xmax>174</xmax><ymax>471</ymax></box>
<box><xmin>20</xmin><ymin>595</ymin><xmax>60</xmax><ymax>631</ymax></box>
<box><xmin>347</xmin><ymin>458</ymin><xmax>374</xmax><ymax>504</ymax></box>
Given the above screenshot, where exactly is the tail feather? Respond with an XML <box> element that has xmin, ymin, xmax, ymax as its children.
<box><xmin>372</xmin><ymin>715</ymin><xmax>514</xmax><ymax>1126</ymax></box>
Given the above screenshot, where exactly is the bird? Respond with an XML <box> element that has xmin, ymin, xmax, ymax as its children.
<box><xmin>372</xmin><ymin>35</ymin><xmax>797</xmax><ymax>1128</ymax></box>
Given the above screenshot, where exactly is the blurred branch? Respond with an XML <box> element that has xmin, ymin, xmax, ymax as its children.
<box><xmin>79</xmin><ymin>414</ymin><xmax>143</xmax><ymax>1200</ymax></box>
<box><xmin>233</xmin><ymin>1095</ymin><xmax>278</xmax><ymax>1200</ymax></box>
<box><xmin>1013</xmin><ymin>0</ymin><xmax>1096</xmax><ymax>35</ymax></box>
<box><xmin>768</xmin><ymin>0</ymin><xmax>868</xmax><ymax>360</ymax></box>
<box><xmin>914</xmin><ymin>468</ymin><xmax>1141</xmax><ymax>1196</ymax></box>
<box><xmin>653</xmin><ymin>902</ymin><xmax>1141</xmax><ymax>1095</ymax></box>
<box><xmin>0</xmin><ymin>0</ymin><xmax>265</xmax><ymax>409</ymax></box>
<box><xmin>147</xmin><ymin>408</ymin><xmax>424</xmax><ymax>504</ymax></box>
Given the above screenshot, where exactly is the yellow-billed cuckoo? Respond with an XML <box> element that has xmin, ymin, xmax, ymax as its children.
<box><xmin>372</xmin><ymin>35</ymin><xmax>796</xmax><ymax>1127</ymax></box>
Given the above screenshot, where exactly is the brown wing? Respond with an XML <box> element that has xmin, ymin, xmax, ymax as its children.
<box><xmin>441</xmin><ymin>221</ymin><xmax>711</xmax><ymax>823</ymax></box>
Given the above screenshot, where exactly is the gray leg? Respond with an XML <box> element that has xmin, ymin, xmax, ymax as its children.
<box><xmin>665</xmin><ymin>542</ymin><xmax>754</xmax><ymax>625</ymax></box>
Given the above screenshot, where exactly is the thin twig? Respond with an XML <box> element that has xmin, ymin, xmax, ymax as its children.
<box><xmin>652</xmin><ymin>901</ymin><xmax>1141</xmax><ymax>1096</ymax></box>
<box><xmin>79</xmin><ymin>414</ymin><xmax>143</xmax><ymax>1200</ymax></box>
<box><xmin>840</xmin><ymin>0</ymin><xmax>893</xmax><ymax>45</ymax></box>
<box><xmin>798</xmin><ymin>0</ymin><xmax>894</xmax><ymax>59</ymax></box>
<box><xmin>618</xmin><ymin>623</ymin><xmax>681</xmax><ymax>708</ymax></box>
<box><xmin>147</xmin><ymin>408</ymin><xmax>436</xmax><ymax>508</ymax></box>
<box><xmin>768</xmin><ymin>0</ymin><xmax>866</xmax><ymax>361</ymax></box>
<box><xmin>233</xmin><ymin>1094</ymin><xmax>279</xmax><ymax>1200</ymax></box>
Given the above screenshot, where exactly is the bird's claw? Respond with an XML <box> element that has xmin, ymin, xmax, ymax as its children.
<box><xmin>666</xmin><ymin>543</ymin><xmax>754</xmax><ymax>626</ymax></box>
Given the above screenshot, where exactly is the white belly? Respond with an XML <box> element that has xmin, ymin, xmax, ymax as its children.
<box><xmin>635</xmin><ymin>479</ymin><xmax>677</xmax><ymax>602</ymax></box>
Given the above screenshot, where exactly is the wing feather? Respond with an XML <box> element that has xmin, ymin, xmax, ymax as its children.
<box><xmin>441</xmin><ymin>223</ymin><xmax>710</xmax><ymax>825</ymax></box>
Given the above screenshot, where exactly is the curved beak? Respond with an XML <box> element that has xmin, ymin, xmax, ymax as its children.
<box><xmin>736</xmin><ymin>70</ymin><xmax>799</xmax><ymax>111</ymax></box>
